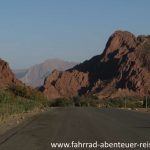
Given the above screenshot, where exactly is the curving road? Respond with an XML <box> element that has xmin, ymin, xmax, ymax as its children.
<box><xmin>0</xmin><ymin>107</ymin><xmax>150</xmax><ymax>150</ymax></box>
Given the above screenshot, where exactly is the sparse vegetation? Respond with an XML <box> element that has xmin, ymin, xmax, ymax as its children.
<box><xmin>1</xmin><ymin>85</ymin><xmax>148</xmax><ymax>122</ymax></box>
<box><xmin>49</xmin><ymin>95</ymin><xmax>100</xmax><ymax>107</ymax></box>
<box><xmin>49</xmin><ymin>95</ymin><xmax>146</xmax><ymax>109</ymax></box>
<box><xmin>0</xmin><ymin>85</ymin><xmax>48</xmax><ymax>122</ymax></box>
<box><xmin>50</xmin><ymin>98</ymin><xmax>74</xmax><ymax>107</ymax></box>
<box><xmin>48</xmin><ymin>94</ymin><xmax>148</xmax><ymax>109</ymax></box>
<box><xmin>105</xmin><ymin>96</ymin><xmax>143</xmax><ymax>108</ymax></box>
<box><xmin>73</xmin><ymin>95</ymin><xmax>100</xmax><ymax>107</ymax></box>
<box><xmin>9</xmin><ymin>85</ymin><xmax>46</xmax><ymax>101</ymax></box>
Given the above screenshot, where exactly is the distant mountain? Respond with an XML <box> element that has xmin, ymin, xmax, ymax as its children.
<box><xmin>14</xmin><ymin>69</ymin><xmax>28</xmax><ymax>78</ymax></box>
<box><xmin>15</xmin><ymin>59</ymin><xmax>78</xmax><ymax>87</ymax></box>
<box><xmin>42</xmin><ymin>31</ymin><xmax>150</xmax><ymax>99</ymax></box>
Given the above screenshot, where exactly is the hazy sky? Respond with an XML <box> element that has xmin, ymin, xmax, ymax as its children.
<box><xmin>0</xmin><ymin>0</ymin><xmax>150</xmax><ymax>69</ymax></box>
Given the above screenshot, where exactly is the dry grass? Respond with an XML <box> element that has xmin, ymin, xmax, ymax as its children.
<box><xmin>0</xmin><ymin>87</ymin><xmax>48</xmax><ymax>122</ymax></box>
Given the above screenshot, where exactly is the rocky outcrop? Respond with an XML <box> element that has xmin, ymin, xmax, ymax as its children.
<box><xmin>42</xmin><ymin>31</ymin><xmax>150</xmax><ymax>99</ymax></box>
<box><xmin>100</xmin><ymin>31</ymin><xmax>150</xmax><ymax>97</ymax></box>
<box><xmin>0</xmin><ymin>59</ymin><xmax>22</xmax><ymax>89</ymax></box>
<box><xmin>43</xmin><ymin>70</ymin><xmax>89</xmax><ymax>99</ymax></box>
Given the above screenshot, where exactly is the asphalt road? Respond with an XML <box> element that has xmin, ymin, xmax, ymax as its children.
<box><xmin>0</xmin><ymin>107</ymin><xmax>150</xmax><ymax>150</ymax></box>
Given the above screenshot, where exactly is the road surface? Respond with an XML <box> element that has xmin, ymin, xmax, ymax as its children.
<box><xmin>0</xmin><ymin>107</ymin><xmax>150</xmax><ymax>150</ymax></box>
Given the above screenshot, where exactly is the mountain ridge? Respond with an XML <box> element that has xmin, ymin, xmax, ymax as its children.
<box><xmin>15</xmin><ymin>59</ymin><xmax>78</xmax><ymax>87</ymax></box>
<box><xmin>42</xmin><ymin>30</ymin><xmax>150</xmax><ymax>99</ymax></box>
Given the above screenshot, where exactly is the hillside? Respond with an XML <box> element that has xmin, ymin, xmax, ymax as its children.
<box><xmin>0</xmin><ymin>59</ymin><xmax>49</xmax><ymax>121</ymax></box>
<box><xmin>15</xmin><ymin>59</ymin><xmax>77</xmax><ymax>87</ymax></box>
<box><xmin>42</xmin><ymin>31</ymin><xmax>150</xmax><ymax>99</ymax></box>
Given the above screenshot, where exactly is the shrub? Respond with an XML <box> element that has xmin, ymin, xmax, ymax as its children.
<box><xmin>9</xmin><ymin>85</ymin><xmax>47</xmax><ymax>101</ymax></box>
<box><xmin>105</xmin><ymin>96</ymin><xmax>143</xmax><ymax>108</ymax></box>
<box><xmin>50</xmin><ymin>98</ymin><xmax>74</xmax><ymax>107</ymax></box>
<box><xmin>50</xmin><ymin>95</ymin><xmax>100</xmax><ymax>107</ymax></box>
<box><xmin>72</xmin><ymin>95</ymin><xmax>100</xmax><ymax>107</ymax></box>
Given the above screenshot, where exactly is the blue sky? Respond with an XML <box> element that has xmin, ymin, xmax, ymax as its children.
<box><xmin>0</xmin><ymin>0</ymin><xmax>150</xmax><ymax>69</ymax></box>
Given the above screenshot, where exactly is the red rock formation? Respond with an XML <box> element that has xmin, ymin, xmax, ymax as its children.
<box><xmin>0</xmin><ymin>59</ymin><xmax>22</xmax><ymax>89</ymax></box>
<box><xmin>43</xmin><ymin>70</ymin><xmax>89</xmax><ymax>99</ymax></box>
<box><xmin>42</xmin><ymin>31</ymin><xmax>150</xmax><ymax>99</ymax></box>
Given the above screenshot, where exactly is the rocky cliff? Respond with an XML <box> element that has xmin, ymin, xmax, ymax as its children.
<box><xmin>0</xmin><ymin>59</ymin><xmax>22</xmax><ymax>89</ymax></box>
<box><xmin>42</xmin><ymin>31</ymin><xmax>150</xmax><ymax>99</ymax></box>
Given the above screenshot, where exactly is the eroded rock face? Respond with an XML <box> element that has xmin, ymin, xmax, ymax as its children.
<box><xmin>43</xmin><ymin>70</ymin><xmax>89</xmax><ymax>99</ymax></box>
<box><xmin>42</xmin><ymin>31</ymin><xmax>150</xmax><ymax>99</ymax></box>
<box><xmin>0</xmin><ymin>59</ymin><xmax>21</xmax><ymax>89</ymax></box>
<box><xmin>103</xmin><ymin>31</ymin><xmax>137</xmax><ymax>61</ymax></box>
